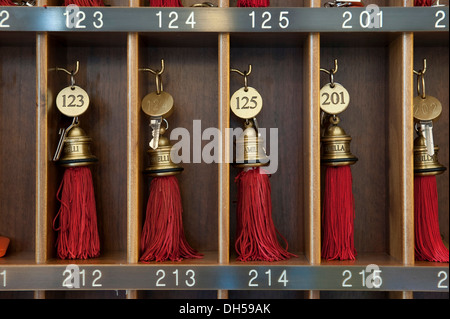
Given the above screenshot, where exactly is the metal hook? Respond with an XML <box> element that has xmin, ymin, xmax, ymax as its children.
<box><xmin>413</xmin><ymin>58</ymin><xmax>427</xmax><ymax>76</ymax></box>
<box><xmin>56</xmin><ymin>61</ymin><xmax>80</xmax><ymax>88</ymax></box>
<box><xmin>139</xmin><ymin>59</ymin><xmax>165</xmax><ymax>76</ymax></box>
<box><xmin>320</xmin><ymin>59</ymin><xmax>338</xmax><ymax>87</ymax></box>
<box><xmin>139</xmin><ymin>59</ymin><xmax>166</xmax><ymax>95</ymax></box>
<box><xmin>231</xmin><ymin>65</ymin><xmax>252</xmax><ymax>91</ymax></box>
<box><xmin>413</xmin><ymin>59</ymin><xmax>427</xmax><ymax>99</ymax></box>
<box><xmin>320</xmin><ymin>59</ymin><xmax>338</xmax><ymax>75</ymax></box>
<box><xmin>56</xmin><ymin>61</ymin><xmax>80</xmax><ymax>76</ymax></box>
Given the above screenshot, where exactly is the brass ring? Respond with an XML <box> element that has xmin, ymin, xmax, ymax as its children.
<box><xmin>417</xmin><ymin>72</ymin><xmax>426</xmax><ymax>99</ymax></box>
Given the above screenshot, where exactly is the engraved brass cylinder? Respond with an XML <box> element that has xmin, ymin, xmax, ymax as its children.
<box><xmin>414</xmin><ymin>133</ymin><xmax>446</xmax><ymax>176</ymax></box>
<box><xmin>145</xmin><ymin>132</ymin><xmax>183</xmax><ymax>177</ymax></box>
<box><xmin>321</xmin><ymin>117</ymin><xmax>357</xmax><ymax>166</ymax></box>
<box><xmin>233</xmin><ymin>120</ymin><xmax>270</xmax><ymax>168</ymax></box>
<box><xmin>58</xmin><ymin>126</ymin><xmax>98</xmax><ymax>167</ymax></box>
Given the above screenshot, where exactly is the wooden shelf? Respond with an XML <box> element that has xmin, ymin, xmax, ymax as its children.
<box><xmin>0</xmin><ymin>0</ymin><xmax>448</xmax><ymax>299</ymax></box>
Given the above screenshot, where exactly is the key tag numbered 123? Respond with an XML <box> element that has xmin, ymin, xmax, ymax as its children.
<box><xmin>56</xmin><ymin>81</ymin><xmax>90</xmax><ymax>118</ymax></box>
<box><xmin>320</xmin><ymin>82</ymin><xmax>350</xmax><ymax>116</ymax></box>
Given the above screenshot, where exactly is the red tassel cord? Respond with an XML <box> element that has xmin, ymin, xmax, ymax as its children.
<box><xmin>321</xmin><ymin>166</ymin><xmax>357</xmax><ymax>261</ymax></box>
<box><xmin>414</xmin><ymin>176</ymin><xmax>449</xmax><ymax>263</ymax></box>
<box><xmin>149</xmin><ymin>0</ymin><xmax>183</xmax><ymax>6</ymax></box>
<box><xmin>0</xmin><ymin>236</ymin><xmax>10</xmax><ymax>258</ymax></box>
<box><xmin>140</xmin><ymin>176</ymin><xmax>202</xmax><ymax>262</ymax></box>
<box><xmin>53</xmin><ymin>167</ymin><xmax>100</xmax><ymax>260</ymax></box>
<box><xmin>237</xmin><ymin>0</ymin><xmax>269</xmax><ymax>7</ymax></box>
<box><xmin>0</xmin><ymin>0</ymin><xmax>16</xmax><ymax>5</ymax></box>
<box><xmin>64</xmin><ymin>0</ymin><xmax>105</xmax><ymax>6</ymax></box>
<box><xmin>235</xmin><ymin>167</ymin><xmax>296</xmax><ymax>262</ymax></box>
<box><xmin>414</xmin><ymin>0</ymin><xmax>434</xmax><ymax>6</ymax></box>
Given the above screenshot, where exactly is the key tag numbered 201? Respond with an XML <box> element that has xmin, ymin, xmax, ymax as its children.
<box><xmin>55</xmin><ymin>62</ymin><xmax>90</xmax><ymax>118</ymax></box>
<box><xmin>230</xmin><ymin>65</ymin><xmax>263</xmax><ymax>120</ymax></box>
<box><xmin>320</xmin><ymin>61</ymin><xmax>349</xmax><ymax>116</ymax></box>
<box><xmin>413</xmin><ymin>61</ymin><xmax>442</xmax><ymax>123</ymax></box>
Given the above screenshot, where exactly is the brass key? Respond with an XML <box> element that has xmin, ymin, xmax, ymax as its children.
<box><xmin>420</xmin><ymin>120</ymin><xmax>435</xmax><ymax>156</ymax></box>
<box><xmin>149</xmin><ymin>117</ymin><xmax>162</xmax><ymax>150</ymax></box>
<box><xmin>142</xmin><ymin>91</ymin><xmax>173</xmax><ymax>150</ymax></box>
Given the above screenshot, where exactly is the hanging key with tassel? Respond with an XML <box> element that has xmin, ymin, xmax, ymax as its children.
<box><xmin>139</xmin><ymin>60</ymin><xmax>202</xmax><ymax>262</ymax></box>
<box><xmin>320</xmin><ymin>59</ymin><xmax>358</xmax><ymax>261</ymax></box>
<box><xmin>413</xmin><ymin>60</ymin><xmax>448</xmax><ymax>263</ymax></box>
<box><xmin>231</xmin><ymin>65</ymin><xmax>295</xmax><ymax>262</ymax></box>
<box><xmin>52</xmin><ymin>62</ymin><xmax>100</xmax><ymax>260</ymax></box>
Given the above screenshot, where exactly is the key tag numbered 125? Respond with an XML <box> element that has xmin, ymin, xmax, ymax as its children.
<box><xmin>230</xmin><ymin>66</ymin><xmax>263</xmax><ymax>120</ymax></box>
<box><xmin>56</xmin><ymin>71</ymin><xmax>90</xmax><ymax>118</ymax></box>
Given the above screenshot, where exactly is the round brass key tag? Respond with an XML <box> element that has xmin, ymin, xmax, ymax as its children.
<box><xmin>413</xmin><ymin>95</ymin><xmax>442</xmax><ymax>122</ymax></box>
<box><xmin>142</xmin><ymin>91</ymin><xmax>174</xmax><ymax>118</ymax></box>
<box><xmin>230</xmin><ymin>87</ymin><xmax>263</xmax><ymax>119</ymax></box>
<box><xmin>320</xmin><ymin>83</ymin><xmax>350</xmax><ymax>115</ymax></box>
<box><xmin>56</xmin><ymin>86</ymin><xmax>90</xmax><ymax>117</ymax></box>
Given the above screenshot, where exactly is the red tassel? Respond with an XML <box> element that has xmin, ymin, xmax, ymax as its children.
<box><xmin>414</xmin><ymin>0</ymin><xmax>434</xmax><ymax>6</ymax></box>
<box><xmin>140</xmin><ymin>176</ymin><xmax>202</xmax><ymax>262</ymax></box>
<box><xmin>321</xmin><ymin>166</ymin><xmax>357</xmax><ymax>261</ymax></box>
<box><xmin>0</xmin><ymin>236</ymin><xmax>10</xmax><ymax>258</ymax></box>
<box><xmin>53</xmin><ymin>167</ymin><xmax>100</xmax><ymax>260</ymax></box>
<box><xmin>64</xmin><ymin>0</ymin><xmax>105</xmax><ymax>6</ymax></box>
<box><xmin>414</xmin><ymin>176</ymin><xmax>449</xmax><ymax>262</ymax></box>
<box><xmin>235</xmin><ymin>167</ymin><xmax>295</xmax><ymax>262</ymax></box>
<box><xmin>149</xmin><ymin>0</ymin><xmax>183</xmax><ymax>6</ymax></box>
<box><xmin>0</xmin><ymin>0</ymin><xmax>16</xmax><ymax>5</ymax></box>
<box><xmin>237</xmin><ymin>0</ymin><xmax>270</xmax><ymax>7</ymax></box>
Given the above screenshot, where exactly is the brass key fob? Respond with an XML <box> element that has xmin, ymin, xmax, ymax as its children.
<box><xmin>142</xmin><ymin>91</ymin><xmax>174</xmax><ymax>150</ymax></box>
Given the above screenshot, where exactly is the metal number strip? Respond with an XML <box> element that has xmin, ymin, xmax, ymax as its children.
<box><xmin>0</xmin><ymin>7</ymin><xmax>448</xmax><ymax>32</ymax></box>
<box><xmin>0</xmin><ymin>265</ymin><xmax>448</xmax><ymax>291</ymax></box>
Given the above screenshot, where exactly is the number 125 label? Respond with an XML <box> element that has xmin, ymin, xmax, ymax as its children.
<box><xmin>249</xmin><ymin>11</ymin><xmax>290</xmax><ymax>29</ymax></box>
